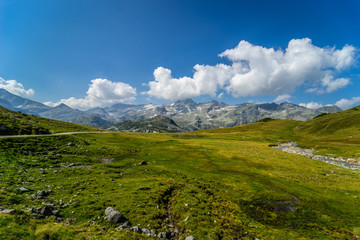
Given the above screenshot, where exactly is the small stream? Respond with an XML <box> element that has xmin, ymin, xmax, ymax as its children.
<box><xmin>272</xmin><ymin>142</ymin><xmax>360</xmax><ymax>170</ymax></box>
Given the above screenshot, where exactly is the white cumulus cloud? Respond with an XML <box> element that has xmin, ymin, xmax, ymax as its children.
<box><xmin>145</xmin><ymin>38</ymin><xmax>356</xmax><ymax>101</ymax></box>
<box><xmin>273</xmin><ymin>94</ymin><xmax>292</xmax><ymax>103</ymax></box>
<box><xmin>145</xmin><ymin>64</ymin><xmax>234</xmax><ymax>100</ymax></box>
<box><xmin>299</xmin><ymin>102</ymin><xmax>324</xmax><ymax>109</ymax></box>
<box><xmin>335</xmin><ymin>97</ymin><xmax>360</xmax><ymax>109</ymax></box>
<box><xmin>45</xmin><ymin>78</ymin><xmax>136</xmax><ymax>110</ymax></box>
<box><xmin>0</xmin><ymin>77</ymin><xmax>35</xmax><ymax>97</ymax></box>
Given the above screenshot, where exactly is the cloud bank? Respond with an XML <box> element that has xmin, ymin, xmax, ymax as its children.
<box><xmin>45</xmin><ymin>78</ymin><xmax>136</xmax><ymax>109</ymax></box>
<box><xmin>299</xmin><ymin>102</ymin><xmax>325</xmax><ymax>109</ymax></box>
<box><xmin>145</xmin><ymin>38</ymin><xmax>356</xmax><ymax>101</ymax></box>
<box><xmin>0</xmin><ymin>77</ymin><xmax>35</xmax><ymax>97</ymax></box>
<box><xmin>335</xmin><ymin>97</ymin><xmax>360</xmax><ymax>109</ymax></box>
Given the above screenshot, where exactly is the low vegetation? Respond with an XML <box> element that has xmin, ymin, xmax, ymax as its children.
<box><xmin>0</xmin><ymin>106</ymin><xmax>100</xmax><ymax>135</ymax></box>
<box><xmin>0</xmin><ymin>106</ymin><xmax>360</xmax><ymax>239</ymax></box>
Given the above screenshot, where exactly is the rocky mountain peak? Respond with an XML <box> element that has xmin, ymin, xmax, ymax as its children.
<box><xmin>54</xmin><ymin>103</ymin><xmax>72</xmax><ymax>109</ymax></box>
<box><xmin>175</xmin><ymin>98</ymin><xmax>197</xmax><ymax>107</ymax></box>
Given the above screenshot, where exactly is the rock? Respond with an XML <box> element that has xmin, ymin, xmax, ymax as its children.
<box><xmin>274</xmin><ymin>205</ymin><xmax>296</xmax><ymax>213</ymax></box>
<box><xmin>105</xmin><ymin>207</ymin><xmax>122</xmax><ymax>223</ymax></box>
<box><xmin>142</xmin><ymin>228</ymin><xmax>150</xmax><ymax>235</ymax></box>
<box><xmin>130</xmin><ymin>226</ymin><xmax>142</xmax><ymax>233</ymax></box>
<box><xmin>139</xmin><ymin>161</ymin><xmax>148</xmax><ymax>166</ymax></box>
<box><xmin>18</xmin><ymin>187</ymin><xmax>29</xmax><ymax>192</ymax></box>
<box><xmin>117</xmin><ymin>221</ymin><xmax>131</xmax><ymax>230</ymax></box>
<box><xmin>158</xmin><ymin>232</ymin><xmax>167</xmax><ymax>239</ymax></box>
<box><xmin>67</xmin><ymin>142</ymin><xmax>75</xmax><ymax>146</ymax></box>
<box><xmin>36</xmin><ymin>190</ymin><xmax>49</xmax><ymax>197</ymax></box>
<box><xmin>52</xmin><ymin>210</ymin><xmax>60</xmax><ymax>216</ymax></box>
<box><xmin>185</xmin><ymin>236</ymin><xmax>195</xmax><ymax>240</ymax></box>
<box><xmin>40</xmin><ymin>205</ymin><xmax>54</xmax><ymax>216</ymax></box>
<box><xmin>41</xmin><ymin>170</ymin><xmax>46</xmax><ymax>174</ymax></box>
<box><xmin>0</xmin><ymin>209</ymin><xmax>16</xmax><ymax>214</ymax></box>
<box><xmin>63</xmin><ymin>218</ymin><xmax>77</xmax><ymax>225</ymax></box>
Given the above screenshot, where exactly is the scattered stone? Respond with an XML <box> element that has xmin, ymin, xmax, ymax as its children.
<box><xmin>117</xmin><ymin>221</ymin><xmax>131</xmax><ymax>230</ymax></box>
<box><xmin>41</xmin><ymin>170</ymin><xmax>46</xmax><ymax>174</ymax></box>
<box><xmin>274</xmin><ymin>205</ymin><xmax>296</xmax><ymax>213</ymax></box>
<box><xmin>185</xmin><ymin>236</ymin><xmax>195</xmax><ymax>240</ymax></box>
<box><xmin>56</xmin><ymin>154</ymin><xmax>62</xmax><ymax>158</ymax></box>
<box><xmin>139</xmin><ymin>161</ymin><xmax>148</xmax><ymax>166</ymax></box>
<box><xmin>17</xmin><ymin>187</ymin><xmax>29</xmax><ymax>193</ymax></box>
<box><xmin>130</xmin><ymin>226</ymin><xmax>142</xmax><ymax>233</ymax></box>
<box><xmin>100</xmin><ymin>227</ymin><xmax>107</xmax><ymax>232</ymax></box>
<box><xmin>158</xmin><ymin>232</ymin><xmax>167</xmax><ymax>239</ymax></box>
<box><xmin>0</xmin><ymin>209</ymin><xmax>16</xmax><ymax>214</ymax></box>
<box><xmin>67</xmin><ymin>142</ymin><xmax>75</xmax><ymax>146</ymax></box>
<box><xmin>142</xmin><ymin>228</ymin><xmax>150</xmax><ymax>235</ymax></box>
<box><xmin>22</xmin><ymin>151</ymin><xmax>32</xmax><ymax>155</ymax></box>
<box><xmin>52</xmin><ymin>210</ymin><xmax>60</xmax><ymax>217</ymax></box>
<box><xmin>36</xmin><ymin>190</ymin><xmax>49</xmax><ymax>197</ymax></box>
<box><xmin>105</xmin><ymin>207</ymin><xmax>123</xmax><ymax>223</ymax></box>
<box><xmin>40</xmin><ymin>205</ymin><xmax>54</xmax><ymax>216</ymax></box>
<box><xmin>63</xmin><ymin>218</ymin><xmax>77</xmax><ymax>225</ymax></box>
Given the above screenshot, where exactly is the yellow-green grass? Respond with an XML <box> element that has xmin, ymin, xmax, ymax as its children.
<box><xmin>294</xmin><ymin>106</ymin><xmax>360</xmax><ymax>157</ymax></box>
<box><xmin>1</xmin><ymin>129</ymin><xmax>360</xmax><ymax>239</ymax></box>
<box><xmin>0</xmin><ymin>106</ymin><xmax>100</xmax><ymax>135</ymax></box>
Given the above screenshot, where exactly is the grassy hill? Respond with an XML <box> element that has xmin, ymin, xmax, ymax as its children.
<box><xmin>0</xmin><ymin>106</ymin><xmax>100</xmax><ymax>135</ymax></box>
<box><xmin>294</xmin><ymin>105</ymin><xmax>360</xmax><ymax>157</ymax></box>
<box><xmin>1</xmin><ymin>106</ymin><xmax>360</xmax><ymax>239</ymax></box>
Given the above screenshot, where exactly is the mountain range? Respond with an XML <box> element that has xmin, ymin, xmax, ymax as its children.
<box><xmin>0</xmin><ymin>88</ymin><xmax>342</xmax><ymax>131</ymax></box>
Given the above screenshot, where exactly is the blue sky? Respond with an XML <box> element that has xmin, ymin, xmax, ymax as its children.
<box><xmin>0</xmin><ymin>0</ymin><xmax>359</xmax><ymax>110</ymax></box>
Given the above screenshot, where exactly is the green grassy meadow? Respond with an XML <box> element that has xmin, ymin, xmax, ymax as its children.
<box><xmin>1</xmin><ymin>106</ymin><xmax>360</xmax><ymax>239</ymax></box>
<box><xmin>0</xmin><ymin>106</ymin><xmax>99</xmax><ymax>135</ymax></box>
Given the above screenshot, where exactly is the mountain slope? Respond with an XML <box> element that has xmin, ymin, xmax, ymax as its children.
<box><xmin>0</xmin><ymin>88</ymin><xmax>51</xmax><ymax>114</ymax></box>
<box><xmin>0</xmin><ymin>106</ymin><xmax>100</xmax><ymax>135</ymax></box>
<box><xmin>40</xmin><ymin>103</ymin><xmax>87</xmax><ymax>122</ymax></box>
<box><xmin>199</xmin><ymin>105</ymin><xmax>360</xmax><ymax>158</ymax></box>
<box><xmin>296</xmin><ymin>105</ymin><xmax>360</xmax><ymax>136</ymax></box>
<box><xmin>109</xmin><ymin>115</ymin><xmax>184</xmax><ymax>133</ymax></box>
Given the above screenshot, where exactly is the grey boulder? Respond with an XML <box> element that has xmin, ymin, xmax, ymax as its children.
<box><xmin>105</xmin><ymin>207</ymin><xmax>122</xmax><ymax>223</ymax></box>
